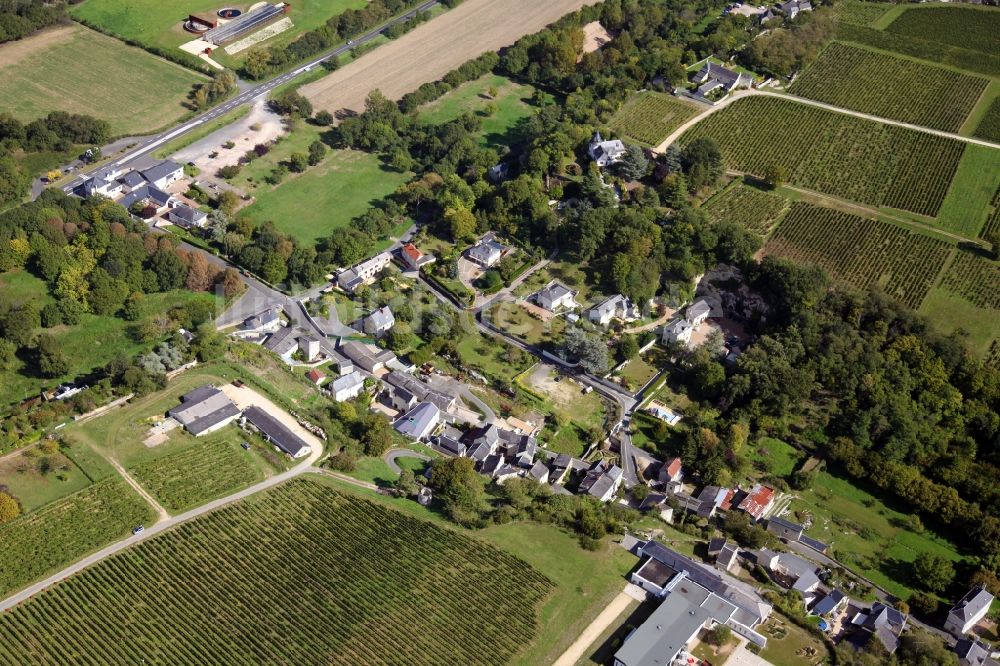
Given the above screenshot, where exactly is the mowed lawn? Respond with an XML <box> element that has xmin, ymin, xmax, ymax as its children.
<box><xmin>934</xmin><ymin>143</ymin><xmax>1000</xmax><ymax>239</ymax></box>
<box><xmin>0</xmin><ymin>269</ymin><xmax>219</xmax><ymax>407</ymax></box>
<box><xmin>70</xmin><ymin>0</ymin><xmax>366</xmax><ymax>66</ymax></box>
<box><xmin>0</xmin><ymin>24</ymin><xmax>202</xmax><ymax>135</ymax></box>
<box><xmin>417</xmin><ymin>73</ymin><xmax>545</xmax><ymax>147</ymax></box>
<box><xmin>240</xmin><ymin>148</ymin><xmax>412</xmax><ymax>244</ymax></box>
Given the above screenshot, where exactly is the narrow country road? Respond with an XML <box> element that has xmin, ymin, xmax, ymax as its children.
<box><xmin>108</xmin><ymin>458</ymin><xmax>170</xmax><ymax>523</ymax></box>
<box><xmin>0</xmin><ymin>431</ymin><xmax>324</xmax><ymax>613</ymax></box>
<box><xmin>651</xmin><ymin>88</ymin><xmax>1000</xmax><ymax>154</ymax></box>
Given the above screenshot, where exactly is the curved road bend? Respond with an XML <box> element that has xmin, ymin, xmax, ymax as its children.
<box><xmin>651</xmin><ymin>88</ymin><xmax>1000</xmax><ymax>155</ymax></box>
<box><xmin>0</xmin><ymin>436</ymin><xmax>324</xmax><ymax>613</ymax></box>
<box><xmin>55</xmin><ymin>0</ymin><xmax>438</xmax><ymax>196</ymax></box>
<box><xmin>384</xmin><ymin>448</ymin><xmax>432</xmax><ymax>475</ymax></box>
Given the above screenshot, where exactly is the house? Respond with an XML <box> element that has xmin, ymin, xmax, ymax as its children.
<box><xmin>263</xmin><ymin>326</ymin><xmax>299</xmax><ymax>362</ymax></box>
<box><xmin>362</xmin><ymin>306</ymin><xmax>395</xmax><ymax>337</ymax></box>
<box><xmin>436</xmin><ymin>434</ymin><xmax>467</xmax><ymax>457</ymax></box>
<box><xmin>955</xmin><ymin>638</ymin><xmax>1000</xmax><ymax>666</ymax></box>
<box><xmin>238</xmin><ymin>307</ymin><xmax>282</xmax><ymax>338</ymax></box>
<box><xmin>778</xmin><ymin>0</ymin><xmax>812</xmax><ymax>17</ymax></box>
<box><xmin>167</xmin><ymin>204</ymin><xmax>208</xmax><ymax>229</ymax></box>
<box><xmin>639</xmin><ymin>493</ymin><xmax>675</xmax><ymax>523</ymax></box>
<box><xmin>686</xmin><ymin>299</ymin><xmax>711</xmax><ymax>326</ymax></box>
<box><xmin>578</xmin><ymin>460</ymin><xmax>623</xmax><ymax>502</ymax></box>
<box><xmin>388</xmin><ymin>385</ymin><xmax>418</xmax><ymax>412</ymax></box>
<box><xmin>716</xmin><ymin>543</ymin><xmax>740</xmax><ymax>573</ymax></box>
<box><xmin>83</xmin><ymin>171</ymin><xmax>123</xmax><ymax>198</ymax></box>
<box><xmin>488</xmin><ymin>163</ymin><xmax>509</xmax><ymax>183</ymax></box>
<box><xmin>628</xmin><ymin>540</ymin><xmax>772</xmax><ymax>645</ymax></box>
<box><xmin>385</xmin><ymin>371</ymin><xmax>456</xmax><ymax>413</ymax></box>
<box><xmin>339</xmin><ymin>340</ymin><xmax>396</xmax><ymax>373</ymax></box>
<box><xmin>737</xmin><ymin>484</ymin><xmax>775</xmax><ymax>521</ymax></box>
<box><xmin>393</xmin><ymin>402</ymin><xmax>441</xmax><ymax>441</ymax></box>
<box><xmin>336</xmin><ymin>252</ymin><xmax>392</xmax><ymax>293</ymax></box>
<box><xmin>306</xmin><ymin>368</ymin><xmax>326</xmax><ymax>386</ymax></box>
<box><xmin>692</xmin><ymin>62</ymin><xmax>753</xmax><ymax>98</ymax></box>
<box><xmin>330</xmin><ymin>371</ymin><xmax>364</xmax><ymax>402</ymax></box>
<box><xmin>167</xmin><ymin>385</ymin><xmax>240</xmax><ymax>436</ymax></box>
<box><xmin>695</xmin><ymin>485</ymin><xmax>733</xmax><ymax>519</ymax></box>
<box><xmin>708</xmin><ymin>538</ymin><xmax>728</xmax><ymax>557</ymax></box>
<box><xmin>613</xmin><ymin>591</ymin><xmax>714</xmax><ymax>666</ymax></box>
<box><xmin>945</xmin><ymin>587</ymin><xmax>995</xmax><ymax>637</ymax></box>
<box><xmin>811</xmin><ymin>589</ymin><xmax>847</xmax><ymax>618</ymax></box>
<box><xmin>119</xmin><ymin>170</ymin><xmax>146</xmax><ymax>192</ymax></box>
<box><xmin>752</xmin><ymin>548</ymin><xmax>820</xmax><ymax>604</ymax></box>
<box><xmin>139</xmin><ymin>160</ymin><xmax>184</xmax><ymax>189</ymax></box>
<box><xmin>466</xmin><ymin>237</ymin><xmax>507</xmax><ymax>268</ymax></box>
<box><xmin>480</xmin><ymin>453</ymin><xmax>504</xmax><ymax>477</ymax></box>
<box><xmin>527</xmin><ymin>460</ymin><xmax>550</xmax><ymax>483</ymax></box>
<box><xmin>661</xmin><ymin>318</ymin><xmax>693</xmax><ymax>345</ymax></box>
<box><xmin>399</xmin><ymin>243</ymin><xmax>435</xmax><ymax>271</ymax></box>
<box><xmin>298</xmin><ymin>336</ymin><xmax>321</xmax><ymax>362</ymax></box>
<box><xmin>494</xmin><ymin>464</ymin><xmax>521</xmax><ymax>485</ymax></box>
<box><xmin>588</xmin><ymin>294</ymin><xmax>637</xmax><ymax>326</ymax></box>
<box><xmin>536</xmin><ymin>282</ymin><xmax>576</xmax><ymax>311</ymax></box>
<box><xmin>242</xmin><ymin>405</ymin><xmax>312</xmax><ymax>458</ymax></box>
<box><xmin>799</xmin><ymin>534</ymin><xmax>830</xmax><ymax>554</ymax></box>
<box><xmin>767</xmin><ymin>516</ymin><xmax>805</xmax><ymax>541</ymax></box>
<box><xmin>853</xmin><ymin>603</ymin><xmax>907</xmax><ymax>654</ymax></box>
<box><xmin>119</xmin><ymin>184</ymin><xmax>174</xmax><ymax>213</ymax></box>
<box><xmin>587</xmin><ymin>131</ymin><xmax>627</xmax><ymax>168</ymax></box>
<box><xmin>549</xmin><ymin>453</ymin><xmax>574</xmax><ymax>484</ymax></box>
<box><xmin>658</xmin><ymin>457</ymin><xmax>683</xmax><ymax>486</ymax></box>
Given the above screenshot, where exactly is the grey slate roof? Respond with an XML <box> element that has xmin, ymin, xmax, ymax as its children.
<box><xmin>955</xmin><ymin>638</ymin><xmax>998</xmax><ymax>666</ymax></box>
<box><xmin>120</xmin><ymin>170</ymin><xmax>145</xmax><ymax>188</ymax></box>
<box><xmin>812</xmin><ymin>589</ymin><xmax>845</xmax><ymax>616</ymax></box>
<box><xmin>436</xmin><ymin>435</ymin><xmax>467</xmax><ymax>457</ymax></box>
<box><xmin>686</xmin><ymin>299</ymin><xmax>711</xmax><ymax>322</ymax></box>
<box><xmin>613</xmin><ymin>593</ymin><xmax>711</xmax><ymax>666</ymax></box>
<box><xmin>951</xmin><ymin>587</ymin><xmax>995</xmax><ymax>625</ymax></box>
<box><xmin>140</xmin><ymin>160</ymin><xmax>182</xmax><ymax>184</ymax></box>
<box><xmin>167</xmin><ymin>385</ymin><xmax>239</xmax><ymax>435</ymax></box>
<box><xmin>364</xmin><ymin>306</ymin><xmax>394</xmax><ymax>332</ymax></box>
<box><xmin>393</xmin><ymin>401</ymin><xmax>440</xmax><ymax>439</ymax></box>
<box><xmin>170</xmin><ymin>204</ymin><xmax>207</xmax><ymax>225</ymax></box>
<box><xmin>263</xmin><ymin>326</ymin><xmax>298</xmax><ymax>356</ymax></box>
<box><xmin>768</xmin><ymin>515</ymin><xmax>804</xmax><ymax>536</ymax></box>
<box><xmin>242</xmin><ymin>405</ymin><xmax>310</xmax><ymax>457</ymax></box>
<box><xmin>331</xmin><ymin>371</ymin><xmax>364</xmax><ymax>393</ymax></box>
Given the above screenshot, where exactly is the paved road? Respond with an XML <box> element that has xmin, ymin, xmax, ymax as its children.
<box><xmin>651</xmin><ymin>88</ymin><xmax>1000</xmax><ymax>154</ymax></box>
<box><xmin>50</xmin><ymin>1</ymin><xmax>438</xmax><ymax>198</ymax></box>
<box><xmin>0</xmin><ymin>435</ymin><xmax>324</xmax><ymax>613</ymax></box>
<box><xmin>383</xmin><ymin>448</ymin><xmax>431</xmax><ymax>474</ymax></box>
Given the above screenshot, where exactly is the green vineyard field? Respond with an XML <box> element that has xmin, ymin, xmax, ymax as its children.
<box><xmin>939</xmin><ymin>252</ymin><xmax>1000</xmax><ymax>311</ymax></box>
<box><xmin>680</xmin><ymin>96</ymin><xmax>966</xmax><ymax>217</ymax></box>
<box><xmin>609</xmin><ymin>92</ymin><xmax>700</xmax><ymax>146</ymax></box>
<box><xmin>702</xmin><ymin>183</ymin><xmax>788</xmax><ymax>234</ymax></box>
<box><xmin>789</xmin><ymin>42</ymin><xmax>988</xmax><ymax>133</ymax></box>
<box><xmin>764</xmin><ymin>202</ymin><xmax>951</xmax><ymax>309</ymax></box>
<box><xmin>974</xmin><ymin>97</ymin><xmax>1000</xmax><ymax>143</ymax></box>
<box><xmin>0</xmin><ymin>478</ymin><xmax>153</xmax><ymax>597</ymax></box>
<box><xmin>130</xmin><ymin>434</ymin><xmax>263</xmax><ymax>513</ymax></box>
<box><xmin>0</xmin><ymin>479</ymin><xmax>554</xmax><ymax>666</ymax></box>
<box><xmin>884</xmin><ymin>6</ymin><xmax>1000</xmax><ymax>55</ymax></box>
<box><xmin>833</xmin><ymin>0</ymin><xmax>892</xmax><ymax>26</ymax></box>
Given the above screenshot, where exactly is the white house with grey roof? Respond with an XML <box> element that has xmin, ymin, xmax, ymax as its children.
<box><xmin>237</xmin><ymin>307</ymin><xmax>282</xmax><ymax>339</ymax></box>
<box><xmin>946</xmin><ymin>586</ymin><xmax>995</xmax><ymax>637</ymax></box>
<box><xmin>331</xmin><ymin>371</ymin><xmax>365</xmax><ymax>402</ymax></box>
<box><xmin>362</xmin><ymin>306</ymin><xmax>395</xmax><ymax>337</ymax></box>
<box><xmin>336</xmin><ymin>252</ymin><xmax>392</xmax><ymax>293</ymax></box>
<box><xmin>588</xmin><ymin>131</ymin><xmax>627</xmax><ymax>168</ymax></box>
<box><xmin>778</xmin><ymin>0</ymin><xmax>811</xmax><ymax>17</ymax></box>
<box><xmin>466</xmin><ymin>237</ymin><xmax>507</xmax><ymax>268</ymax></box>
<box><xmin>393</xmin><ymin>402</ymin><xmax>441</xmax><ymax>441</ymax></box>
<box><xmin>139</xmin><ymin>160</ymin><xmax>184</xmax><ymax>189</ymax></box>
<box><xmin>692</xmin><ymin>62</ymin><xmax>753</xmax><ymax>99</ymax></box>
<box><xmin>588</xmin><ymin>294</ymin><xmax>638</xmax><ymax>325</ymax></box>
<box><xmin>578</xmin><ymin>460</ymin><xmax>623</xmax><ymax>502</ymax></box>
<box><xmin>535</xmin><ymin>282</ymin><xmax>577</xmax><ymax>312</ymax></box>
<box><xmin>168</xmin><ymin>204</ymin><xmax>208</xmax><ymax>229</ymax></box>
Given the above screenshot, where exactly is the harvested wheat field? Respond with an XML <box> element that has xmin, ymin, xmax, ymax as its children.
<box><xmin>302</xmin><ymin>0</ymin><xmax>596</xmax><ymax>115</ymax></box>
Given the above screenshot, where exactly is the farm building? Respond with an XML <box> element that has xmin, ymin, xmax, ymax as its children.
<box><xmin>167</xmin><ymin>385</ymin><xmax>240</xmax><ymax>436</ymax></box>
<box><xmin>692</xmin><ymin>62</ymin><xmax>753</xmax><ymax>98</ymax></box>
<box><xmin>737</xmin><ymin>484</ymin><xmax>775</xmax><ymax>521</ymax></box>
<box><xmin>339</xmin><ymin>340</ymin><xmax>397</xmax><ymax>373</ymax></box>
<box><xmin>241</xmin><ymin>405</ymin><xmax>312</xmax><ymax>458</ymax></box>
<box><xmin>306</xmin><ymin>368</ymin><xmax>326</xmax><ymax>386</ymax></box>
<box><xmin>767</xmin><ymin>516</ymin><xmax>805</xmax><ymax>541</ymax></box>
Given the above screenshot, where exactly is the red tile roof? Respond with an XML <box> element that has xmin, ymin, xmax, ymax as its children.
<box><xmin>307</xmin><ymin>369</ymin><xmax>325</xmax><ymax>383</ymax></box>
<box><xmin>401</xmin><ymin>243</ymin><xmax>423</xmax><ymax>262</ymax></box>
<box><xmin>737</xmin><ymin>484</ymin><xmax>774</xmax><ymax>519</ymax></box>
<box><xmin>664</xmin><ymin>457</ymin><xmax>682</xmax><ymax>479</ymax></box>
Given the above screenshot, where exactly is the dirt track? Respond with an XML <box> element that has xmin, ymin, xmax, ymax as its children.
<box><xmin>302</xmin><ymin>0</ymin><xmax>596</xmax><ymax>115</ymax></box>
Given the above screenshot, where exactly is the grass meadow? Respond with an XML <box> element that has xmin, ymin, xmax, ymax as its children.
<box><xmin>0</xmin><ymin>24</ymin><xmax>202</xmax><ymax>135</ymax></box>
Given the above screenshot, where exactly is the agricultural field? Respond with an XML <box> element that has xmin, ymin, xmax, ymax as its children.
<box><xmin>701</xmin><ymin>182</ymin><xmax>788</xmax><ymax>234</ymax></box>
<box><xmin>0</xmin><ymin>24</ymin><xmax>203</xmax><ymax>135</ymax></box>
<box><xmin>832</xmin><ymin>0</ymin><xmax>893</xmax><ymax>26</ymax></box>
<box><xmin>0</xmin><ymin>269</ymin><xmax>219</xmax><ymax>408</ymax></box>
<box><xmin>982</xmin><ymin>185</ymin><xmax>1000</xmax><ymax>242</ymax></box>
<box><xmin>939</xmin><ymin>252</ymin><xmax>1000</xmax><ymax>311</ymax></box>
<box><xmin>70</xmin><ymin>0</ymin><xmax>367</xmax><ymax>67</ymax></box>
<box><xmin>239</xmin><ymin>147</ymin><xmax>412</xmax><ymax>245</ymax></box>
<box><xmin>129</xmin><ymin>428</ymin><xmax>265</xmax><ymax>513</ymax></box>
<box><xmin>974</xmin><ymin>97</ymin><xmax>1000</xmax><ymax>143</ymax></box>
<box><xmin>789</xmin><ymin>42</ymin><xmax>989</xmax><ymax>133</ymax></box>
<box><xmin>0</xmin><ymin>477</ymin><xmax>153</xmax><ymax>597</ymax></box>
<box><xmin>0</xmin><ymin>479</ymin><xmax>554</xmax><ymax>665</ymax></box>
<box><xmin>763</xmin><ymin>202</ymin><xmax>951</xmax><ymax>309</ymax></box>
<box><xmin>680</xmin><ymin>95</ymin><xmax>966</xmax><ymax>217</ymax></box>
<box><xmin>417</xmin><ymin>73</ymin><xmax>546</xmax><ymax>147</ymax></box>
<box><xmin>883</xmin><ymin>6</ymin><xmax>1000</xmax><ymax>55</ymax></box>
<box><xmin>608</xmin><ymin>92</ymin><xmax>700</xmax><ymax>146</ymax></box>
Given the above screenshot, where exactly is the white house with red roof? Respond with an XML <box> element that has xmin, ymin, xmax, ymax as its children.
<box><xmin>738</xmin><ymin>484</ymin><xmax>775</xmax><ymax>521</ymax></box>
<box><xmin>399</xmin><ymin>243</ymin><xmax>435</xmax><ymax>271</ymax></box>
<box><xmin>658</xmin><ymin>457</ymin><xmax>683</xmax><ymax>487</ymax></box>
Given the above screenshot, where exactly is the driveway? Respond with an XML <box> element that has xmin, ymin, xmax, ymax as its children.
<box><xmin>383</xmin><ymin>449</ymin><xmax>431</xmax><ymax>475</ymax></box>
<box><xmin>725</xmin><ymin>640</ymin><xmax>776</xmax><ymax>666</ymax></box>
<box><xmin>424</xmin><ymin>374</ymin><xmax>497</xmax><ymax>424</ymax></box>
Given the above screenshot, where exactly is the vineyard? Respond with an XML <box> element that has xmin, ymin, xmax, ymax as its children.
<box><xmin>609</xmin><ymin>92</ymin><xmax>700</xmax><ymax>146</ymax></box>
<box><xmin>987</xmin><ymin>340</ymin><xmax>1000</xmax><ymax>370</ymax></box>
<box><xmin>0</xmin><ymin>479</ymin><xmax>555</xmax><ymax>665</ymax></box>
<box><xmin>764</xmin><ymin>202</ymin><xmax>951</xmax><ymax>309</ymax></box>
<box><xmin>789</xmin><ymin>42</ymin><xmax>988</xmax><ymax>133</ymax></box>
<box><xmin>679</xmin><ymin>96</ymin><xmax>966</xmax><ymax>216</ymax></box>
<box><xmin>702</xmin><ymin>183</ymin><xmax>788</xmax><ymax>234</ymax></box>
<box><xmin>885</xmin><ymin>7</ymin><xmax>1000</xmax><ymax>55</ymax></box>
<box><xmin>0</xmin><ymin>478</ymin><xmax>152</xmax><ymax>597</ymax></box>
<box><xmin>130</xmin><ymin>432</ymin><xmax>263</xmax><ymax>513</ymax></box>
<box><xmin>832</xmin><ymin>0</ymin><xmax>892</xmax><ymax>26</ymax></box>
<box><xmin>974</xmin><ymin>98</ymin><xmax>1000</xmax><ymax>143</ymax></box>
<box><xmin>939</xmin><ymin>252</ymin><xmax>1000</xmax><ymax>310</ymax></box>
<box><xmin>834</xmin><ymin>23</ymin><xmax>1000</xmax><ymax>79</ymax></box>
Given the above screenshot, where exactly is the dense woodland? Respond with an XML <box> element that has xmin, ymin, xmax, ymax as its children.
<box><xmin>0</xmin><ymin>0</ymin><xmax>75</xmax><ymax>46</ymax></box>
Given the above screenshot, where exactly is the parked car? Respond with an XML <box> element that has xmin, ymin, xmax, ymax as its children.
<box><xmin>241</xmin><ymin>442</ymin><xmax>251</xmax><ymax>451</ymax></box>
<box><xmin>131</xmin><ymin>525</ymin><xmax>145</xmax><ymax>536</ymax></box>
